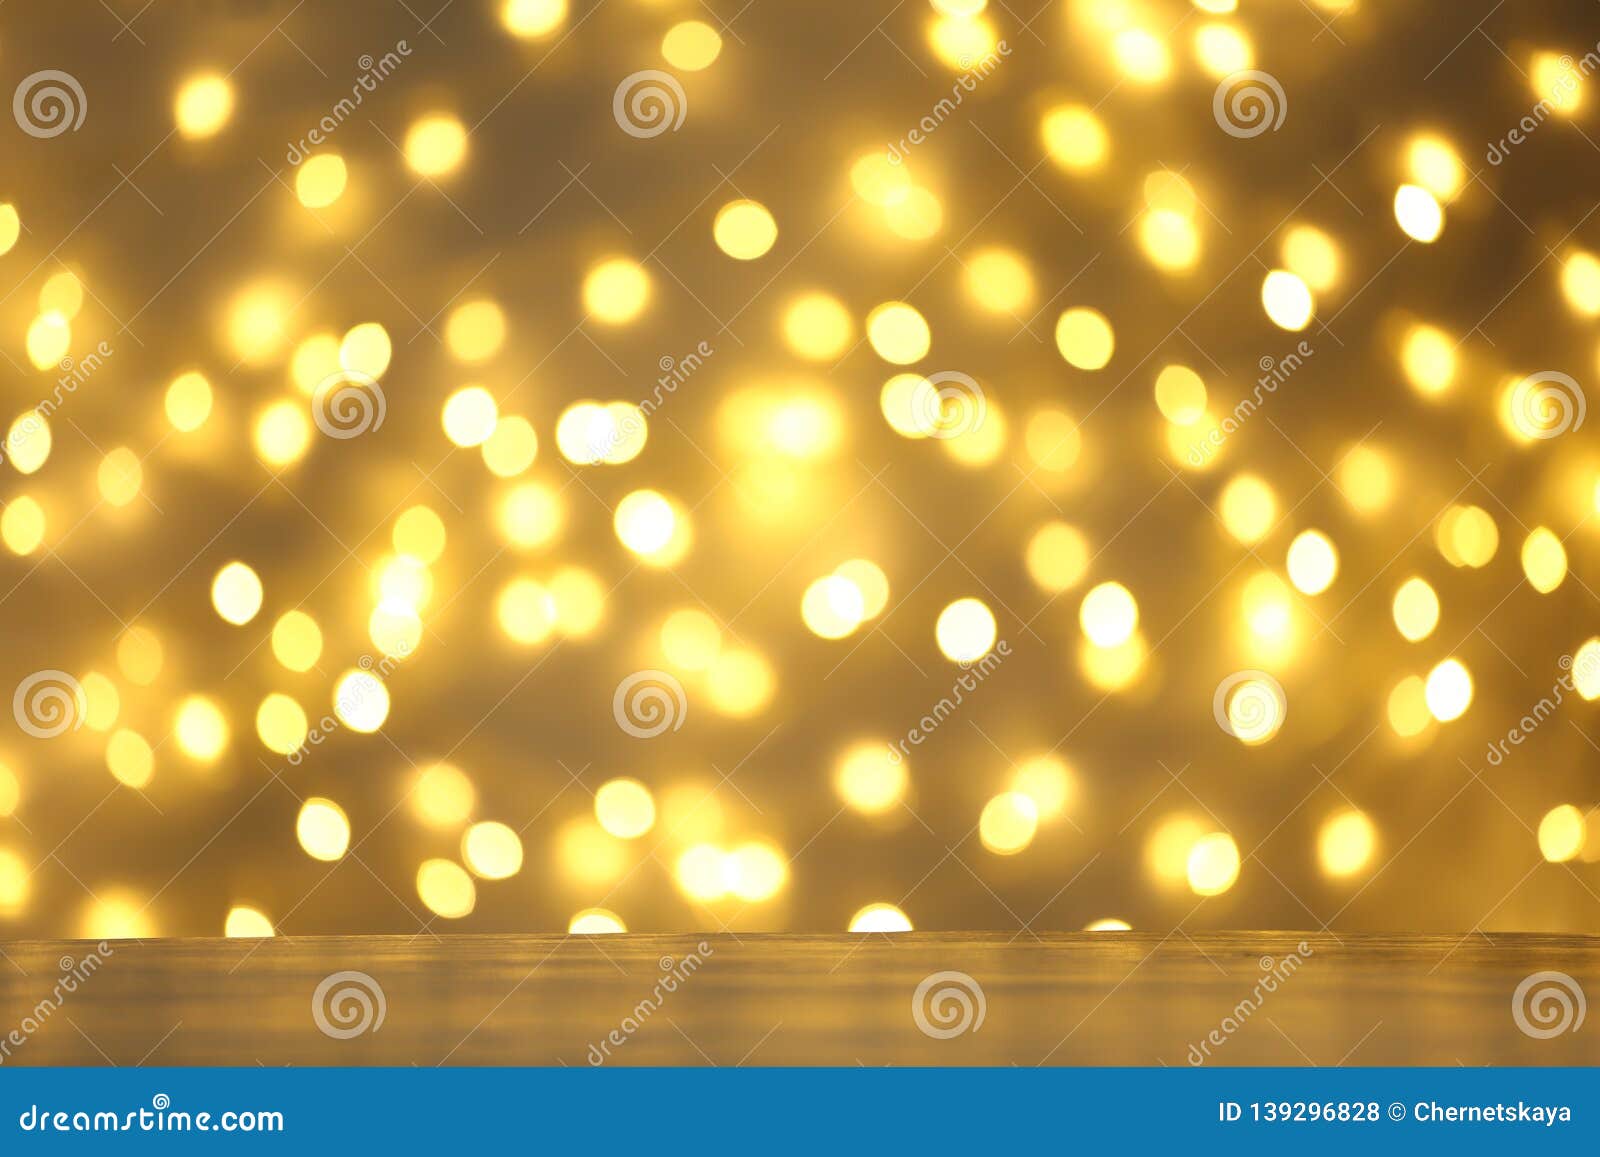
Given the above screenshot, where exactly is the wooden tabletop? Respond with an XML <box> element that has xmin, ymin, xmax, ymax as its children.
<box><xmin>2</xmin><ymin>932</ymin><xmax>1596</xmax><ymax>1066</ymax></box>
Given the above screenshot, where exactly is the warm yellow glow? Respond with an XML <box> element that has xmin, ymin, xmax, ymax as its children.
<box><xmin>165</xmin><ymin>371</ymin><xmax>214</xmax><ymax>432</ymax></box>
<box><xmin>1187</xmin><ymin>832</ymin><xmax>1240</xmax><ymax>896</ymax></box>
<box><xmin>979</xmin><ymin>791</ymin><xmax>1037</xmax><ymax>854</ymax></box>
<box><xmin>835</xmin><ymin>742</ymin><xmax>908</xmax><ymax>815</ymax></box>
<box><xmin>1407</xmin><ymin>134</ymin><xmax>1465</xmax><ymax>199</ymax></box>
<box><xmin>1400</xmin><ymin>324</ymin><xmax>1457</xmax><ymax>395</ymax></box>
<box><xmin>582</xmin><ymin>257</ymin><xmax>650</xmax><ymax>324</ymax></box>
<box><xmin>254</xmin><ymin>692</ymin><xmax>307</xmax><ymax>756</ymax></box>
<box><xmin>174</xmin><ymin>73</ymin><xmax>233</xmax><ymax>138</ymax></box>
<box><xmin>660</xmin><ymin>607</ymin><xmax>723</xmax><ymax>671</ymax></box>
<box><xmin>0</xmin><ymin>205</ymin><xmax>18</xmax><ymax>256</ymax></box>
<box><xmin>1</xmin><ymin>496</ymin><xmax>45</xmax><ymax>556</ymax></box>
<box><xmin>883</xmin><ymin>187</ymin><xmax>943</xmax><ymax>243</ymax></box>
<box><xmin>1222</xmin><ymin>675</ymin><xmax>1286</xmax><ymax>745</ymax></box>
<box><xmin>106</xmin><ymin>729</ymin><xmax>154</xmax><ymax>788</ymax></box>
<box><xmin>295</xmin><ymin>154</ymin><xmax>347</xmax><ymax>208</ymax></box>
<box><xmin>866</xmin><ymin>301</ymin><xmax>931</xmax><ymax>365</ymax></box>
<box><xmin>1155</xmin><ymin>364</ymin><xmax>1207</xmax><ymax>426</ymax></box>
<box><xmin>97</xmin><ymin>447</ymin><xmax>143</xmax><ymax>507</ymax></box>
<box><xmin>297</xmin><ymin>798</ymin><xmax>349</xmax><ymax>860</ymax></box>
<box><xmin>713</xmin><ymin>198</ymin><xmax>777</xmax><ymax>259</ymax></box>
<box><xmin>706</xmin><ymin>648</ymin><xmax>775</xmax><ymax>716</ymax></box>
<box><xmin>226</xmin><ymin>282</ymin><xmax>293</xmax><ymax>364</ymax></box>
<box><xmin>1539</xmin><ymin>805</ymin><xmax>1586</xmax><ymax>863</ymax></box>
<box><xmin>927</xmin><ymin>13</ymin><xmax>997</xmax><ymax>69</ymax></box>
<box><xmin>1424</xmin><ymin>658</ymin><xmax>1473</xmax><ymax>722</ymax></box>
<box><xmin>480</xmin><ymin>415</ymin><xmax>538</xmax><ymax>477</ymax></box>
<box><xmin>1531</xmin><ymin>51</ymin><xmax>1583</xmax><ymax>116</ymax></box>
<box><xmin>1338</xmin><ymin>444</ymin><xmax>1392</xmax><ymax>515</ymax></box>
<box><xmin>442</xmin><ymin>385</ymin><xmax>499</xmax><ymax>447</ymax></box>
<box><xmin>1436</xmin><ymin>504</ymin><xmax>1499</xmax><ymax>568</ymax></box>
<box><xmin>445</xmin><ymin>299</ymin><xmax>507</xmax><ymax>363</ymax></box>
<box><xmin>1079</xmin><ymin>581</ymin><xmax>1138</xmax><ymax>647</ymax></box>
<box><xmin>726</xmin><ymin>840</ymin><xmax>789</xmax><ymax>902</ymax></box>
<box><xmin>595</xmin><ymin>777</ymin><xmax>656</xmax><ymax>839</ymax></box>
<box><xmin>291</xmin><ymin>332</ymin><xmax>341</xmax><ymax>395</ymax></box>
<box><xmin>404</xmin><ymin>113</ymin><xmax>468</xmax><ymax>177</ymax></box>
<box><xmin>462</xmin><ymin>821</ymin><xmax>524</xmax><ymax>879</ymax></box>
<box><xmin>1394</xmin><ymin>184</ymin><xmax>1444</xmax><ymax>242</ymax></box>
<box><xmin>1112</xmin><ymin>26</ymin><xmax>1171</xmax><ymax>84</ymax></box>
<box><xmin>1286</xmin><ymin>529</ymin><xmax>1338</xmax><ymax>595</ymax></box>
<box><xmin>339</xmin><ymin>321</ymin><xmax>391</xmax><ymax>380</ymax></box>
<box><xmin>252</xmin><ymin>399</ymin><xmax>311</xmax><ymax>466</ymax></box>
<box><xmin>5</xmin><ymin>410</ymin><xmax>50</xmax><ymax>475</ymax></box>
<box><xmin>835</xmin><ymin>559</ymin><xmax>890</xmax><ymax>619</ymax></box>
<box><xmin>495</xmin><ymin>484</ymin><xmax>562</xmax><ymax>553</ymax></box>
<box><xmin>1391</xmin><ymin>577</ymin><xmax>1439</xmax><ymax>642</ymax></box>
<box><xmin>117</xmin><ymin>626</ymin><xmax>164</xmax><ymax>686</ymax></box>
<box><xmin>802</xmin><ymin>574</ymin><xmax>867</xmax><ymax>639</ymax></box>
<box><xmin>1193</xmin><ymin>22</ymin><xmax>1251</xmax><ymax>76</ymax></box>
<box><xmin>1054</xmin><ymin>307</ymin><xmax>1114</xmax><ymax>369</ymax></box>
<box><xmin>502</xmin><ymin>0</ymin><xmax>566</xmax><ymax>38</ymax></box>
<box><xmin>569</xmin><ymin>908</ymin><xmax>627</xmax><ymax>934</ymax></box>
<box><xmin>782</xmin><ymin>292</ymin><xmax>854</xmax><ymax>359</ymax></box>
<box><xmin>417</xmin><ymin>858</ymin><xmax>476</xmax><ymax>918</ymax></box>
<box><xmin>1041</xmin><ymin>104</ymin><xmax>1108</xmax><ymax>172</ymax></box>
<box><xmin>269</xmin><ymin>610</ymin><xmax>322</xmax><ymax>673</ymax></box>
<box><xmin>1026</xmin><ymin>407</ymin><xmax>1082</xmax><ymax>473</ymax></box>
<box><xmin>79</xmin><ymin>672</ymin><xmax>118</xmax><ymax>732</ymax></box>
<box><xmin>410</xmin><ymin>763</ymin><xmax>476</xmax><ymax>829</ymax></box>
<box><xmin>935</xmin><ymin>597</ymin><xmax>997</xmax><ymax>663</ymax></box>
<box><xmin>1012</xmin><ymin>754</ymin><xmax>1072</xmax><ymax>820</ymax></box>
<box><xmin>614</xmin><ymin>489</ymin><xmax>687</xmax><ymax>564</ymax></box>
<box><xmin>38</xmin><ymin>271</ymin><xmax>83</xmax><ymax>318</ymax></box>
<box><xmin>1085</xmin><ymin>918</ymin><xmax>1132</xmax><ymax>931</ymax></box>
<box><xmin>849</xmin><ymin>902</ymin><xmax>913</xmax><ymax>932</ymax></box>
<box><xmin>963</xmin><ymin>247</ymin><xmax>1034</xmax><ymax>314</ymax></box>
<box><xmin>25</xmin><ymin>311</ymin><xmax>70</xmax><ymax>369</ymax></box>
<box><xmin>850</xmin><ymin>151</ymin><xmax>913</xmax><ymax>207</ymax></box>
<box><xmin>1318</xmin><ymin>809</ymin><xmax>1377</xmax><ymax>878</ymax></box>
<box><xmin>79</xmin><ymin>892</ymin><xmax>154</xmax><ymax>940</ymax></box>
<box><xmin>1577</xmin><ymin>639</ymin><xmax>1600</xmax><ymax>701</ymax></box>
<box><xmin>1261</xmin><ymin>269</ymin><xmax>1314</xmax><ymax>331</ymax></box>
<box><xmin>174</xmin><ymin>695</ymin><xmax>228</xmax><ymax>762</ymax></box>
<box><xmin>333</xmin><ymin>669</ymin><xmax>390</xmax><ymax>733</ymax></box>
<box><xmin>662</xmin><ymin>20</ymin><xmax>723</xmax><ymax>70</ymax></box>
<box><xmin>1522</xmin><ymin>527</ymin><xmax>1568</xmax><ymax>594</ymax></box>
<box><xmin>1025</xmin><ymin>521</ymin><xmax>1090</xmax><ymax>594</ymax></box>
<box><xmin>210</xmin><ymin>561</ymin><xmax>263</xmax><ymax>626</ymax></box>
<box><xmin>0</xmin><ymin>848</ymin><xmax>26</xmax><ymax>915</ymax></box>
<box><xmin>1138</xmin><ymin>209</ymin><xmax>1200</xmax><ymax>272</ymax></box>
<box><xmin>224</xmin><ymin>906</ymin><xmax>274</xmax><ymax>938</ymax></box>
<box><xmin>1281</xmin><ymin>224</ymin><xmax>1340</xmax><ymax>292</ymax></box>
<box><xmin>1218</xmin><ymin>473</ymin><xmax>1277</xmax><ymax>544</ymax></box>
